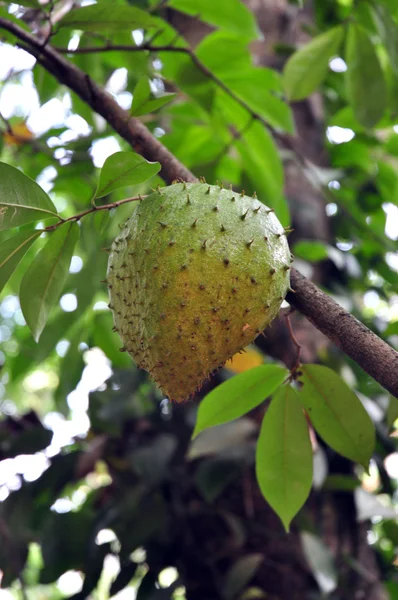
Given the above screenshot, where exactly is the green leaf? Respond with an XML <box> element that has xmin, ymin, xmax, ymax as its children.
<box><xmin>237</xmin><ymin>121</ymin><xmax>289</xmax><ymax>226</ymax></box>
<box><xmin>131</xmin><ymin>76</ymin><xmax>176</xmax><ymax>117</ymax></box>
<box><xmin>345</xmin><ymin>23</ymin><xmax>387</xmax><ymax>128</ymax></box>
<box><xmin>224</xmin><ymin>71</ymin><xmax>294</xmax><ymax>133</ymax></box>
<box><xmin>0</xmin><ymin>162</ymin><xmax>58</xmax><ymax>231</ymax></box>
<box><xmin>298</xmin><ymin>365</ymin><xmax>375</xmax><ymax>469</ymax></box>
<box><xmin>0</xmin><ymin>229</ymin><xmax>41</xmax><ymax>294</ymax></box>
<box><xmin>370</xmin><ymin>2</ymin><xmax>398</xmax><ymax>75</ymax></box>
<box><xmin>322</xmin><ymin>475</ymin><xmax>361</xmax><ymax>492</ymax></box>
<box><xmin>94</xmin><ymin>152</ymin><xmax>161</xmax><ymax>200</ymax></box>
<box><xmin>195</xmin><ymin>31</ymin><xmax>253</xmax><ymax>77</ymax></box>
<box><xmin>193</xmin><ymin>365</ymin><xmax>288</xmax><ymax>438</ymax></box>
<box><xmin>59</xmin><ymin>3</ymin><xmax>157</xmax><ymax>32</ymax></box>
<box><xmin>20</xmin><ymin>223</ymin><xmax>79</xmax><ymax>341</ymax></box>
<box><xmin>283</xmin><ymin>26</ymin><xmax>344</xmax><ymax>101</ymax></box>
<box><xmin>293</xmin><ymin>240</ymin><xmax>329</xmax><ymax>262</ymax></box>
<box><xmin>255</xmin><ymin>385</ymin><xmax>313</xmax><ymax>532</ymax></box>
<box><xmin>223</xmin><ymin>554</ymin><xmax>263</xmax><ymax>600</ymax></box>
<box><xmin>387</xmin><ymin>395</ymin><xmax>398</xmax><ymax>428</ymax></box>
<box><xmin>383</xmin><ymin>320</ymin><xmax>398</xmax><ymax>338</ymax></box>
<box><xmin>168</xmin><ymin>0</ymin><xmax>259</xmax><ymax>40</ymax></box>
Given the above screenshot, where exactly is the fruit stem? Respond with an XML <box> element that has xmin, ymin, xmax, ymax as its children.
<box><xmin>44</xmin><ymin>195</ymin><xmax>146</xmax><ymax>232</ymax></box>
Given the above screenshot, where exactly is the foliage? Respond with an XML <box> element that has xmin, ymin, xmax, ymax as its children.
<box><xmin>0</xmin><ymin>0</ymin><xmax>397</xmax><ymax>598</ymax></box>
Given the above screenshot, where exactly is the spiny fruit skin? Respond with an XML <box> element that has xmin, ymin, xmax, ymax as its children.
<box><xmin>107</xmin><ymin>183</ymin><xmax>291</xmax><ymax>402</ymax></box>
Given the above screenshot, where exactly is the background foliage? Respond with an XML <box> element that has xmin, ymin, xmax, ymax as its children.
<box><xmin>0</xmin><ymin>0</ymin><xmax>397</xmax><ymax>598</ymax></box>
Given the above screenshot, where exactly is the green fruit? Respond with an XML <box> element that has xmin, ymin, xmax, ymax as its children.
<box><xmin>107</xmin><ymin>183</ymin><xmax>291</xmax><ymax>401</ymax></box>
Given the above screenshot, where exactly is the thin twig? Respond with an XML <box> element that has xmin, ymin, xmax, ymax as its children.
<box><xmin>53</xmin><ymin>39</ymin><xmax>393</xmax><ymax>251</ymax></box>
<box><xmin>284</xmin><ymin>308</ymin><xmax>302</xmax><ymax>378</ymax></box>
<box><xmin>44</xmin><ymin>195</ymin><xmax>145</xmax><ymax>231</ymax></box>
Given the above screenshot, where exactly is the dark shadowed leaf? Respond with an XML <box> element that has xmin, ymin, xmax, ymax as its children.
<box><xmin>189</xmin><ymin>419</ymin><xmax>257</xmax><ymax>459</ymax></box>
<box><xmin>371</xmin><ymin>2</ymin><xmax>398</xmax><ymax>75</ymax></box>
<box><xmin>298</xmin><ymin>365</ymin><xmax>375</xmax><ymax>468</ymax></box>
<box><xmin>283</xmin><ymin>26</ymin><xmax>344</xmax><ymax>101</ymax></box>
<box><xmin>195</xmin><ymin>458</ymin><xmax>242</xmax><ymax>503</ymax></box>
<box><xmin>110</xmin><ymin>561</ymin><xmax>138</xmax><ymax>596</ymax></box>
<box><xmin>136</xmin><ymin>570</ymin><xmax>158</xmax><ymax>600</ymax></box>
<box><xmin>94</xmin><ymin>152</ymin><xmax>161</xmax><ymax>199</ymax></box>
<box><xmin>345</xmin><ymin>23</ymin><xmax>387</xmax><ymax>127</ymax></box>
<box><xmin>0</xmin><ymin>229</ymin><xmax>41</xmax><ymax>293</ymax></box>
<box><xmin>131</xmin><ymin>77</ymin><xmax>176</xmax><ymax>117</ymax></box>
<box><xmin>20</xmin><ymin>222</ymin><xmax>79</xmax><ymax>341</ymax></box>
<box><xmin>59</xmin><ymin>3</ymin><xmax>157</xmax><ymax>32</ymax></box>
<box><xmin>0</xmin><ymin>162</ymin><xmax>58</xmax><ymax>231</ymax></box>
<box><xmin>193</xmin><ymin>365</ymin><xmax>288</xmax><ymax>438</ymax></box>
<box><xmin>223</xmin><ymin>554</ymin><xmax>263</xmax><ymax>600</ymax></box>
<box><xmin>67</xmin><ymin>543</ymin><xmax>109</xmax><ymax>600</ymax></box>
<box><xmin>255</xmin><ymin>385</ymin><xmax>313</xmax><ymax>531</ymax></box>
<box><xmin>39</xmin><ymin>504</ymin><xmax>96</xmax><ymax>583</ymax></box>
<box><xmin>0</xmin><ymin>411</ymin><xmax>52</xmax><ymax>459</ymax></box>
<box><xmin>301</xmin><ymin>532</ymin><xmax>337</xmax><ymax>595</ymax></box>
<box><xmin>168</xmin><ymin>0</ymin><xmax>259</xmax><ymax>40</ymax></box>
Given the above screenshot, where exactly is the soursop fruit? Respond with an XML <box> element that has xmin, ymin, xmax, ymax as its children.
<box><xmin>107</xmin><ymin>182</ymin><xmax>291</xmax><ymax>402</ymax></box>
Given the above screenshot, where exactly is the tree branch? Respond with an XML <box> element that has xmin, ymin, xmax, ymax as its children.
<box><xmin>44</xmin><ymin>195</ymin><xmax>144</xmax><ymax>231</ymax></box>
<box><xmin>288</xmin><ymin>269</ymin><xmax>398</xmax><ymax>397</ymax></box>
<box><xmin>1</xmin><ymin>17</ymin><xmax>397</xmax><ymax>397</ymax></box>
<box><xmin>0</xmin><ymin>18</ymin><xmax>194</xmax><ymax>185</ymax></box>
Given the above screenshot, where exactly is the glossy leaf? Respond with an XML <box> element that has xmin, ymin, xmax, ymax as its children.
<box><xmin>131</xmin><ymin>77</ymin><xmax>176</xmax><ymax>117</ymax></box>
<box><xmin>371</xmin><ymin>2</ymin><xmax>398</xmax><ymax>75</ymax></box>
<box><xmin>293</xmin><ymin>240</ymin><xmax>329</xmax><ymax>262</ymax></box>
<box><xmin>283</xmin><ymin>26</ymin><xmax>344</xmax><ymax>101</ymax></box>
<box><xmin>237</xmin><ymin>121</ymin><xmax>289</xmax><ymax>225</ymax></box>
<box><xmin>298</xmin><ymin>365</ymin><xmax>375</xmax><ymax>469</ymax></box>
<box><xmin>195</xmin><ymin>31</ymin><xmax>253</xmax><ymax>77</ymax></box>
<box><xmin>345</xmin><ymin>23</ymin><xmax>387</xmax><ymax>128</ymax></box>
<box><xmin>224</xmin><ymin>71</ymin><xmax>294</xmax><ymax>133</ymax></box>
<box><xmin>20</xmin><ymin>222</ymin><xmax>79</xmax><ymax>341</ymax></box>
<box><xmin>255</xmin><ymin>385</ymin><xmax>313</xmax><ymax>532</ymax></box>
<box><xmin>59</xmin><ymin>4</ymin><xmax>157</xmax><ymax>32</ymax></box>
<box><xmin>0</xmin><ymin>229</ymin><xmax>41</xmax><ymax>294</ymax></box>
<box><xmin>193</xmin><ymin>365</ymin><xmax>288</xmax><ymax>438</ymax></box>
<box><xmin>94</xmin><ymin>152</ymin><xmax>161</xmax><ymax>199</ymax></box>
<box><xmin>0</xmin><ymin>162</ymin><xmax>58</xmax><ymax>231</ymax></box>
<box><xmin>168</xmin><ymin>0</ymin><xmax>259</xmax><ymax>40</ymax></box>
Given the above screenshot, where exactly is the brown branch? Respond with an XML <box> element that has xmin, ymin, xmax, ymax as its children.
<box><xmin>288</xmin><ymin>269</ymin><xmax>398</xmax><ymax>397</ymax></box>
<box><xmin>1</xmin><ymin>17</ymin><xmax>397</xmax><ymax>397</ymax></box>
<box><xmin>54</xmin><ymin>41</ymin><xmax>268</xmax><ymax>131</ymax></box>
<box><xmin>55</xmin><ymin>40</ymin><xmax>395</xmax><ymax>252</ymax></box>
<box><xmin>0</xmin><ymin>18</ymin><xmax>194</xmax><ymax>185</ymax></box>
